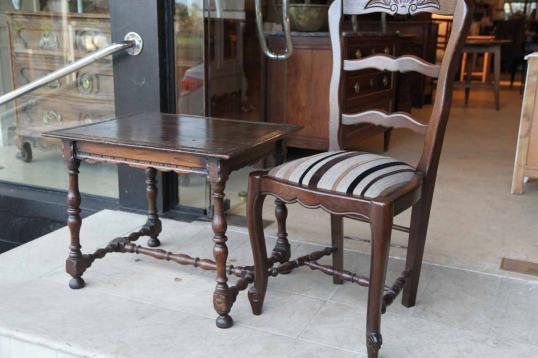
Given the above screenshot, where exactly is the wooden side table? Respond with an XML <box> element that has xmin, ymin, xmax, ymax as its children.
<box><xmin>43</xmin><ymin>112</ymin><xmax>300</xmax><ymax>328</ymax></box>
<box><xmin>458</xmin><ymin>39</ymin><xmax>511</xmax><ymax>111</ymax></box>
<box><xmin>512</xmin><ymin>53</ymin><xmax>538</xmax><ymax>194</ymax></box>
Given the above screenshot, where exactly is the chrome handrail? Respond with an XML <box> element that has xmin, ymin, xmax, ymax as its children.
<box><xmin>255</xmin><ymin>0</ymin><xmax>293</xmax><ymax>61</ymax></box>
<box><xmin>0</xmin><ymin>32</ymin><xmax>143</xmax><ymax>106</ymax></box>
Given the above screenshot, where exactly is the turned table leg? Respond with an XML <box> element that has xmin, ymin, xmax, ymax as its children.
<box><xmin>210</xmin><ymin>179</ymin><xmax>234</xmax><ymax>328</ymax></box>
<box><xmin>64</xmin><ymin>142</ymin><xmax>87</xmax><ymax>289</ymax></box>
<box><xmin>273</xmin><ymin>199</ymin><xmax>291</xmax><ymax>263</ymax></box>
<box><xmin>144</xmin><ymin>167</ymin><xmax>162</xmax><ymax>247</ymax></box>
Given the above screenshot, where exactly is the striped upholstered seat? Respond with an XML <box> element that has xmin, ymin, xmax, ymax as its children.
<box><xmin>268</xmin><ymin>151</ymin><xmax>416</xmax><ymax>200</ymax></box>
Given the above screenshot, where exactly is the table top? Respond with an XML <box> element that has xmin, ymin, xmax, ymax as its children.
<box><xmin>43</xmin><ymin>112</ymin><xmax>301</xmax><ymax>160</ymax></box>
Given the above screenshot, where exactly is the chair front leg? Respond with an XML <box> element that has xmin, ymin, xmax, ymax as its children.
<box><xmin>247</xmin><ymin>172</ymin><xmax>269</xmax><ymax>315</ymax></box>
<box><xmin>366</xmin><ymin>202</ymin><xmax>393</xmax><ymax>358</ymax></box>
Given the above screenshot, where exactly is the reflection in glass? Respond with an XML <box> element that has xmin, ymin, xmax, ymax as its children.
<box><xmin>0</xmin><ymin>0</ymin><xmax>118</xmax><ymax>197</ymax></box>
<box><xmin>176</xmin><ymin>0</ymin><xmax>208</xmax><ymax>210</ymax></box>
<box><xmin>175</xmin><ymin>0</ymin><xmax>256</xmax><ymax>212</ymax></box>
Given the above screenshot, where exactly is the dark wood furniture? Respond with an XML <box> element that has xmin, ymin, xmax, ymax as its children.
<box><xmin>356</xmin><ymin>20</ymin><xmax>439</xmax><ymax>107</ymax></box>
<box><xmin>42</xmin><ymin>113</ymin><xmax>299</xmax><ymax>329</ymax></box>
<box><xmin>6</xmin><ymin>11</ymin><xmax>113</xmax><ymax>162</ymax></box>
<box><xmin>265</xmin><ymin>32</ymin><xmax>414</xmax><ymax>152</ymax></box>
<box><xmin>246</xmin><ymin>0</ymin><xmax>471</xmax><ymax>357</ymax></box>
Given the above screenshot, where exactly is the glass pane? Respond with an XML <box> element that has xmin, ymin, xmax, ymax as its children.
<box><xmin>0</xmin><ymin>1</ymin><xmax>117</xmax><ymax>198</ymax></box>
<box><xmin>175</xmin><ymin>0</ymin><xmax>208</xmax><ymax>210</ymax></box>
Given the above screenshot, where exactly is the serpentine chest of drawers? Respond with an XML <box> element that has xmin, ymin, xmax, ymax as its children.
<box><xmin>6</xmin><ymin>11</ymin><xmax>113</xmax><ymax>162</ymax></box>
<box><xmin>265</xmin><ymin>32</ymin><xmax>414</xmax><ymax>151</ymax></box>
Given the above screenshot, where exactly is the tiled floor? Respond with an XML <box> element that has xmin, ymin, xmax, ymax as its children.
<box><xmin>0</xmin><ymin>209</ymin><xmax>537</xmax><ymax>358</ymax></box>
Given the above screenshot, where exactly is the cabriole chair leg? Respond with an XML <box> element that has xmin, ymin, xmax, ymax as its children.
<box><xmin>366</xmin><ymin>203</ymin><xmax>393</xmax><ymax>358</ymax></box>
<box><xmin>247</xmin><ymin>173</ymin><xmax>269</xmax><ymax>315</ymax></box>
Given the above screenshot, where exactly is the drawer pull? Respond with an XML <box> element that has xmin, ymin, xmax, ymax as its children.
<box><xmin>77</xmin><ymin>31</ymin><xmax>109</xmax><ymax>52</ymax></box>
<box><xmin>39</xmin><ymin>31</ymin><xmax>59</xmax><ymax>50</ymax></box>
<box><xmin>382</xmin><ymin>75</ymin><xmax>389</xmax><ymax>87</ymax></box>
<box><xmin>354</xmin><ymin>82</ymin><xmax>360</xmax><ymax>94</ymax></box>
<box><xmin>42</xmin><ymin>110</ymin><xmax>62</xmax><ymax>125</ymax></box>
<box><xmin>355</xmin><ymin>49</ymin><xmax>362</xmax><ymax>59</ymax></box>
<box><xmin>384</xmin><ymin>47</ymin><xmax>390</xmax><ymax>55</ymax></box>
<box><xmin>82</xmin><ymin>115</ymin><xmax>94</xmax><ymax>124</ymax></box>
<box><xmin>78</xmin><ymin>73</ymin><xmax>96</xmax><ymax>94</ymax></box>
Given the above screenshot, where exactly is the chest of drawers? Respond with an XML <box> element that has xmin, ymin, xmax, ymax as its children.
<box><xmin>6</xmin><ymin>11</ymin><xmax>113</xmax><ymax>162</ymax></box>
<box><xmin>265</xmin><ymin>32</ymin><xmax>413</xmax><ymax>151</ymax></box>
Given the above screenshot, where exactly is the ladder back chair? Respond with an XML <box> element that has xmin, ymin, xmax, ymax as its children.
<box><xmin>246</xmin><ymin>0</ymin><xmax>471</xmax><ymax>356</ymax></box>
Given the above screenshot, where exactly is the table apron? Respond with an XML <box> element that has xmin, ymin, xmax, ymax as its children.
<box><xmin>69</xmin><ymin>140</ymin><xmax>209</xmax><ymax>175</ymax></box>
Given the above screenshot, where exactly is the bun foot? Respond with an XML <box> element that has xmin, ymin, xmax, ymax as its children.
<box><xmin>69</xmin><ymin>277</ymin><xmax>85</xmax><ymax>289</ymax></box>
<box><xmin>216</xmin><ymin>314</ymin><xmax>233</xmax><ymax>329</ymax></box>
<box><xmin>147</xmin><ymin>237</ymin><xmax>161</xmax><ymax>247</ymax></box>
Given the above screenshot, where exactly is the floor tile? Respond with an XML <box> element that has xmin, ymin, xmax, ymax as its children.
<box><xmin>412</xmin><ymin>265</ymin><xmax>503</xmax><ymax>335</ymax></box>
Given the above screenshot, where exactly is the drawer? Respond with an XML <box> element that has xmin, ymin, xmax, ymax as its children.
<box><xmin>9</xmin><ymin>17</ymin><xmax>67</xmax><ymax>55</ymax></box>
<box><xmin>344</xmin><ymin>39</ymin><xmax>395</xmax><ymax>60</ymax></box>
<box><xmin>343</xmin><ymin>90</ymin><xmax>393</xmax><ymax>114</ymax></box>
<box><xmin>12</xmin><ymin>53</ymin><xmax>114</xmax><ymax>100</ymax></box>
<box><xmin>16</xmin><ymin>96</ymin><xmax>114</xmax><ymax>138</ymax></box>
<box><xmin>8</xmin><ymin>13</ymin><xmax>111</xmax><ymax>57</ymax></box>
<box><xmin>344</xmin><ymin>71</ymin><xmax>393</xmax><ymax>100</ymax></box>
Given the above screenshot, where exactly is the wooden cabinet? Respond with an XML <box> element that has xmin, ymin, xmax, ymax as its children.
<box><xmin>264</xmin><ymin>32</ymin><xmax>413</xmax><ymax>151</ymax></box>
<box><xmin>357</xmin><ymin>21</ymin><xmax>439</xmax><ymax>107</ymax></box>
<box><xmin>512</xmin><ymin>53</ymin><xmax>538</xmax><ymax>194</ymax></box>
<box><xmin>6</xmin><ymin>12</ymin><xmax>113</xmax><ymax>161</ymax></box>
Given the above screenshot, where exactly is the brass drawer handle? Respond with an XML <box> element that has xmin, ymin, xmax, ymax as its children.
<box><xmin>382</xmin><ymin>75</ymin><xmax>389</xmax><ymax>87</ymax></box>
<box><xmin>355</xmin><ymin>49</ymin><xmax>362</xmax><ymax>59</ymax></box>
<box><xmin>82</xmin><ymin>115</ymin><xmax>94</xmax><ymax>124</ymax></box>
<box><xmin>78</xmin><ymin>73</ymin><xmax>97</xmax><ymax>94</ymax></box>
<box><xmin>384</xmin><ymin>46</ymin><xmax>390</xmax><ymax>55</ymax></box>
<box><xmin>39</xmin><ymin>31</ymin><xmax>59</xmax><ymax>50</ymax></box>
<box><xmin>77</xmin><ymin>31</ymin><xmax>109</xmax><ymax>52</ymax></box>
<box><xmin>354</xmin><ymin>82</ymin><xmax>360</xmax><ymax>94</ymax></box>
<box><xmin>42</xmin><ymin>110</ymin><xmax>62</xmax><ymax>125</ymax></box>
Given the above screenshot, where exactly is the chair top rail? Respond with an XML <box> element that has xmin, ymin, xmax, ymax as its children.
<box><xmin>343</xmin><ymin>55</ymin><xmax>440</xmax><ymax>78</ymax></box>
<box><xmin>343</xmin><ymin>0</ymin><xmax>457</xmax><ymax>16</ymax></box>
<box><xmin>341</xmin><ymin>110</ymin><xmax>428</xmax><ymax>135</ymax></box>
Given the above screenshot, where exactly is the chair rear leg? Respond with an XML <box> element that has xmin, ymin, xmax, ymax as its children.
<box><xmin>402</xmin><ymin>190</ymin><xmax>433</xmax><ymax>308</ymax></box>
<box><xmin>366</xmin><ymin>203</ymin><xmax>392</xmax><ymax>358</ymax></box>
<box><xmin>331</xmin><ymin>214</ymin><xmax>344</xmax><ymax>285</ymax></box>
<box><xmin>247</xmin><ymin>172</ymin><xmax>269</xmax><ymax>315</ymax></box>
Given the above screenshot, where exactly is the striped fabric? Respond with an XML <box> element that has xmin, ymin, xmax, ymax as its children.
<box><xmin>268</xmin><ymin>151</ymin><xmax>416</xmax><ymax>199</ymax></box>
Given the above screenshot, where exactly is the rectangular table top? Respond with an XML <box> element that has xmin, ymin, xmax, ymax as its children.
<box><xmin>43</xmin><ymin>112</ymin><xmax>301</xmax><ymax>160</ymax></box>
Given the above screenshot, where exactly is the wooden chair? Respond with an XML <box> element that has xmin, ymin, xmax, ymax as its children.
<box><xmin>246</xmin><ymin>0</ymin><xmax>472</xmax><ymax>357</ymax></box>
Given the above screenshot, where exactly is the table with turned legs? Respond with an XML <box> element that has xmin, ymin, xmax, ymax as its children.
<box><xmin>43</xmin><ymin>112</ymin><xmax>299</xmax><ymax>328</ymax></box>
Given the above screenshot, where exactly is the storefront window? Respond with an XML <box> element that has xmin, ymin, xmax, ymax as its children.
<box><xmin>0</xmin><ymin>0</ymin><xmax>117</xmax><ymax>197</ymax></box>
<box><xmin>174</xmin><ymin>0</ymin><xmax>257</xmax><ymax>213</ymax></box>
<box><xmin>176</xmin><ymin>0</ymin><xmax>208</xmax><ymax>210</ymax></box>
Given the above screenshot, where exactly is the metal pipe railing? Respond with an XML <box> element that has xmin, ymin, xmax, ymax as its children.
<box><xmin>255</xmin><ymin>0</ymin><xmax>293</xmax><ymax>61</ymax></box>
<box><xmin>0</xmin><ymin>34</ymin><xmax>141</xmax><ymax>106</ymax></box>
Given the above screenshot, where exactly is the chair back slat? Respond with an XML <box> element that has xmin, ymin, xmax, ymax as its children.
<box><xmin>342</xmin><ymin>111</ymin><xmax>428</xmax><ymax>135</ymax></box>
<box><xmin>343</xmin><ymin>0</ymin><xmax>457</xmax><ymax>16</ymax></box>
<box><xmin>343</xmin><ymin>55</ymin><xmax>440</xmax><ymax>78</ymax></box>
<box><xmin>328</xmin><ymin>0</ymin><xmax>472</xmax><ymax>176</ymax></box>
